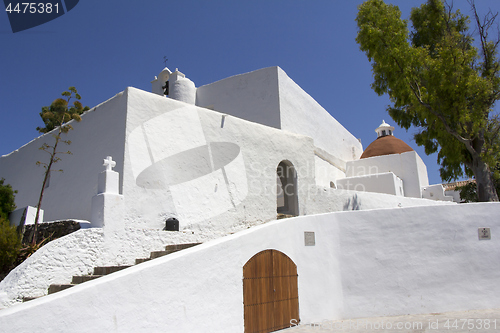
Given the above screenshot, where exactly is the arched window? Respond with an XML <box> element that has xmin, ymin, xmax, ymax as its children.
<box><xmin>276</xmin><ymin>161</ymin><xmax>299</xmax><ymax>216</ymax></box>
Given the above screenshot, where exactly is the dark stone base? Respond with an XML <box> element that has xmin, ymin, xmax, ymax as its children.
<box><xmin>21</xmin><ymin>220</ymin><xmax>81</xmax><ymax>244</ymax></box>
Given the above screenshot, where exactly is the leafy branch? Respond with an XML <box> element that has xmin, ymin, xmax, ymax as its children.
<box><xmin>32</xmin><ymin>87</ymin><xmax>89</xmax><ymax>245</ymax></box>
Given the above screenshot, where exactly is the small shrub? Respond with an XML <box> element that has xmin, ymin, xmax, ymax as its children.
<box><xmin>0</xmin><ymin>178</ymin><xmax>17</xmax><ymax>220</ymax></box>
<box><xmin>0</xmin><ymin>217</ymin><xmax>21</xmax><ymax>273</ymax></box>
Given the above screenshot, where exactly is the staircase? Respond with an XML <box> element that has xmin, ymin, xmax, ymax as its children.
<box><xmin>23</xmin><ymin>243</ymin><xmax>201</xmax><ymax>301</ymax></box>
<box><xmin>134</xmin><ymin>243</ymin><xmax>201</xmax><ymax>264</ymax></box>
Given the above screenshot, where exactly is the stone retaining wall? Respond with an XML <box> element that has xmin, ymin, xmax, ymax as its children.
<box><xmin>21</xmin><ymin>220</ymin><xmax>81</xmax><ymax>244</ymax></box>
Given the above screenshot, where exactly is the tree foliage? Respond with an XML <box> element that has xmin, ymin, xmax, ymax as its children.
<box><xmin>356</xmin><ymin>0</ymin><xmax>500</xmax><ymax>201</ymax></box>
<box><xmin>457</xmin><ymin>163</ymin><xmax>500</xmax><ymax>202</ymax></box>
<box><xmin>37</xmin><ymin>88</ymin><xmax>89</xmax><ymax>134</ymax></box>
<box><xmin>0</xmin><ymin>217</ymin><xmax>21</xmax><ymax>273</ymax></box>
<box><xmin>0</xmin><ymin>180</ymin><xmax>19</xmax><ymax>274</ymax></box>
<box><xmin>33</xmin><ymin>87</ymin><xmax>88</xmax><ymax>244</ymax></box>
<box><xmin>0</xmin><ymin>178</ymin><xmax>17</xmax><ymax>220</ymax></box>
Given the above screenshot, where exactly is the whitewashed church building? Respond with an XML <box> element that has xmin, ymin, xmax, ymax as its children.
<box><xmin>0</xmin><ymin>67</ymin><xmax>498</xmax><ymax>333</ymax></box>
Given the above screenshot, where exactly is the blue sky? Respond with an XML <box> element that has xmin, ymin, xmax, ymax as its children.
<box><xmin>1</xmin><ymin>0</ymin><xmax>499</xmax><ymax>185</ymax></box>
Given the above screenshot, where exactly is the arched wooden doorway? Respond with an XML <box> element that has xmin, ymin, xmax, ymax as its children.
<box><xmin>276</xmin><ymin>161</ymin><xmax>299</xmax><ymax>216</ymax></box>
<box><xmin>243</xmin><ymin>249</ymin><xmax>299</xmax><ymax>333</ymax></box>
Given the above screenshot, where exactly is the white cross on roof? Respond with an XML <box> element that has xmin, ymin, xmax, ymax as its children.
<box><xmin>103</xmin><ymin>156</ymin><xmax>116</xmax><ymax>171</ymax></box>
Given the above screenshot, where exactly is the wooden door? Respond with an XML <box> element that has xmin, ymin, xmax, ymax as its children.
<box><xmin>243</xmin><ymin>250</ymin><xmax>299</xmax><ymax>333</ymax></box>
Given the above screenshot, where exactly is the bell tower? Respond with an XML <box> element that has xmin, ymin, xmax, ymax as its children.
<box><xmin>151</xmin><ymin>67</ymin><xmax>196</xmax><ymax>105</ymax></box>
<box><xmin>151</xmin><ymin>67</ymin><xmax>172</xmax><ymax>96</ymax></box>
<box><xmin>375</xmin><ymin>120</ymin><xmax>395</xmax><ymax>138</ymax></box>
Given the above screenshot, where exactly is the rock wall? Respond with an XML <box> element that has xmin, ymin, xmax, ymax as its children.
<box><xmin>21</xmin><ymin>220</ymin><xmax>82</xmax><ymax>244</ymax></box>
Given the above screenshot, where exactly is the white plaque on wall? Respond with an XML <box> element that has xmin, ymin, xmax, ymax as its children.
<box><xmin>304</xmin><ymin>231</ymin><xmax>315</xmax><ymax>246</ymax></box>
<box><xmin>478</xmin><ymin>227</ymin><xmax>491</xmax><ymax>240</ymax></box>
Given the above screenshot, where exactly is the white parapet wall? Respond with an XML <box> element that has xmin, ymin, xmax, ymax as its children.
<box><xmin>306</xmin><ymin>185</ymin><xmax>452</xmax><ymax>214</ymax></box>
<box><xmin>0</xmin><ymin>227</ymin><xmax>215</xmax><ymax>309</ymax></box>
<box><xmin>0</xmin><ymin>203</ymin><xmax>499</xmax><ymax>332</ymax></box>
<box><xmin>336</xmin><ymin>172</ymin><xmax>405</xmax><ymax>196</ymax></box>
<box><xmin>345</xmin><ymin>151</ymin><xmax>429</xmax><ymax>198</ymax></box>
<box><xmin>8</xmin><ymin>206</ymin><xmax>43</xmax><ymax>226</ymax></box>
<box><xmin>422</xmin><ymin>183</ymin><xmax>454</xmax><ymax>201</ymax></box>
<box><xmin>0</xmin><ymin>186</ymin><xmax>451</xmax><ymax>309</ymax></box>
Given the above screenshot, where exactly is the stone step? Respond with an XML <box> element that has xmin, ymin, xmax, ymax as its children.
<box><xmin>277</xmin><ymin>213</ymin><xmax>294</xmax><ymax>220</ymax></box>
<box><xmin>48</xmin><ymin>284</ymin><xmax>74</xmax><ymax>294</ymax></box>
<box><xmin>41</xmin><ymin>244</ymin><xmax>202</xmax><ymax>298</ymax></box>
<box><xmin>22</xmin><ymin>296</ymin><xmax>41</xmax><ymax>302</ymax></box>
<box><xmin>150</xmin><ymin>250</ymin><xmax>170</xmax><ymax>259</ymax></box>
<box><xmin>137</xmin><ymin>243</ymin><xmax>201</xmax><ymax>262</ymax></box>
<box><xmin>165</xmin><ymin>243</ymin><xmax>201</xmax><ymax>251</ymax></box>
<box><xmin>135</xmin><ymin>258</ymin><xmax>151</xmax><ymax>264</ymax></box>
<box><xmin>149</xmin><ymin>243</ymin><xmax>201</xmax><ymax>259</ymax></box>
<box><xmin>71</xmin><ymin>275</ymin><xmax>104</xmax><ymax>284</ymax></box>
<box><xmin>93</xmin><ymin>266</ymin><xmax>132</xmax><ymax>276</ymax></box>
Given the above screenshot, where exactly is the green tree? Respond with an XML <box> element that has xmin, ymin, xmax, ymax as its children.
<box><xmin>33</xmin><ymin>87</ymin><xmax>89</xmax><ymax>244</ymax></box>
<box><xmin>0</xmin><ymin>180</ymin><xmax>19</xmax><ymax>274</ymax></box>
<box><xmin>457</xmin><ymin>162</ymin><xmax>500</xmax><ymax>202</ymax></box>
<box><xmin>0</xmin><ymin>217</ymin><xmax>21</xmax><ymax>273</ymax></box>
<box><xmin>356</xmin><ymin>0</ymin><xmax>500</xmax><ymax>201</ymax></box>
<box><xmin>457</xmin><ymin>181</ymin><xmax>478</xmax><ymax>203</ymax></box>
<box><xmin>0</xmin><ymin>178</ymin><xmax>17</xmax><ymax>220</ymax></box>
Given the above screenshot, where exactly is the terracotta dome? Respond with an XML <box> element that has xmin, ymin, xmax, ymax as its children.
<box><xmin>360</xmin><ymin>135</ymin><xmax>414</xmax><ymax>159</ymax></box>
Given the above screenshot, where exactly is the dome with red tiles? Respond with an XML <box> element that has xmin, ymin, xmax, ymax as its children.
<box><xmin>360</xmin><ymin>120</ymin><xmax>414</xmax><ymax>159</ymax></box>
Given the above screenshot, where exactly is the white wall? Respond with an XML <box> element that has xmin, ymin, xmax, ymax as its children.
<box><xmin>422</xmin><ymin>184</ymin><xmax>454</xmax><ymax>201</ymax></box>
<box><xmin>346</xmin><ymin>151</ymin><xmax>429</xmax><ymax>198</ymax></box>
<box><xmin>1</xmin><ymin>219</ymin><xmax>338</xmax><ymax>332</ymax></box>
<box><xmin>122</xmin><ymin>87</ymin><xmax>316</xmax><ymax>230</ymax></box>
<box><xmin>306</xmin><ymin>185</ymin><xmax>451</xmax><ymax>214</ymax></box>
<box><xmin>1</xmin><ymin>203</ymin><xmax>498</xmax><ymax>332</ymax></box>
<box><xmin>338</xmin><ymin>203</ymin><xmax>500</xmax><ymax>318</ymax></box>
<box><xmin>0</xmin><ymin>183</ymin><xmax>452</xmax><ymax>309</ymax></box>
<box><xmin>169</xmin><ymin>71</ymin><xmax>196</xmax><ymax>104</ymax></box>
<box><xmin>0</xmin><ymin>67</ymin><xmax>364</xmax><ymax>228</ymax></box>
<box><xmin>336</xmin><ymin>172</ymin><xmax>404</xmax><ymax>196</ymax></box>
<box><xmin>8</xmin><ymin>206</ymin><xmax>42</xmax><ymax>226</ymax></box>
<box><xmin>0</xmin><ymin>227</ymin><xmax>214</xmax><ymax>309</ymax></box>
<box><xmin>196</xmin><ymin>66</ymin><xmax>363</xmax><ymax>164</ymax></box>
<box><xmin>0</xmin><ymin>91</ymin><xmax>128</xmax><ymax>221</ymax></box>
<box><xmin>196</xmin><ymin>67</ymin><xmax>281</xmax><ymax>129</ymax></box>
<box><xmin>314</xmin><ymin>155</ymin><xmax>346</xmax><ymax>188</ymax></box>
<box><xmin>277</xmin><ymin>67</ymin><xmax>363</xmax><ymax>162</ymax></box>
<box><xmin>445</xmin><ymin>189</ymin><xmax>462</xmax><ymax>203</ymax></box>
<box><xmin>0</xmin><ymin>85</ymin><xmax>317</xmax><ymax>231</ymax></box>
